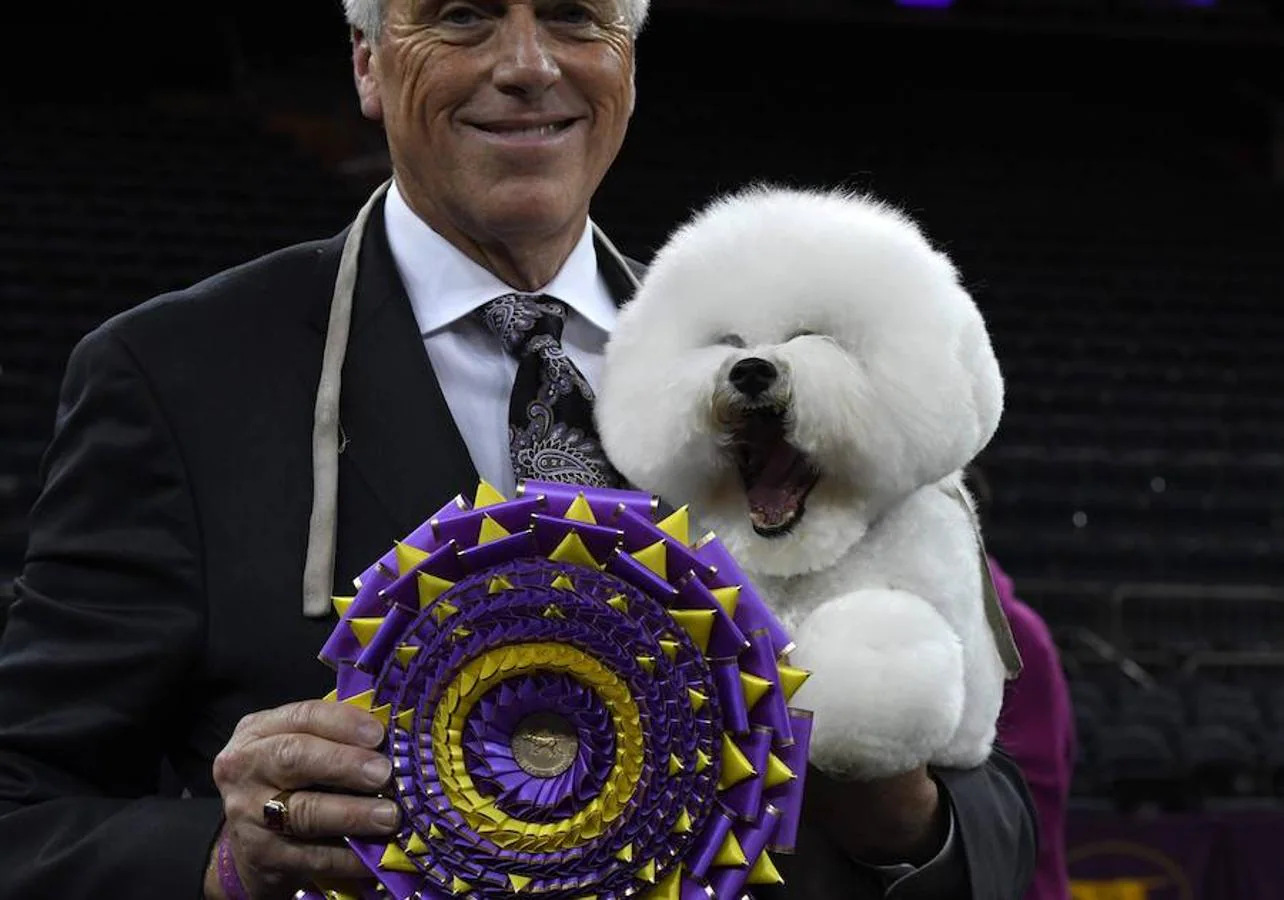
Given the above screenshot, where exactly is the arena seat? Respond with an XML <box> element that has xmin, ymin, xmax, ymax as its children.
<box><xmin>1268</xmin><ymin>730</ymin><xmax>1284</xmax><ymax>798</ymax></box>
<box><xmin>1115</xmin><ymin>686</ymin><xmax>1188</xmax><ymax>745</ymax></box>
<box><xmin>1192</xmin><ymin>682</ymin><xmax>1268</xmax><ymax>737</ymax></box>
<box><xmin>1183</xmin><ymin>723</ymin><xmax>1262</xmax><ymax>799</ymax></box>
<box><xmin>1097</xmin><ymin>722</ymin><xmax>1186</xmax><ymax>811</ymax></box>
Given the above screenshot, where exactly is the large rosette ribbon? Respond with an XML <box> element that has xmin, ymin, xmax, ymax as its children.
<box><xmin>301</xmin><ymin>480</ymin><xmax>812</xmax><ymax>900</ymax></box>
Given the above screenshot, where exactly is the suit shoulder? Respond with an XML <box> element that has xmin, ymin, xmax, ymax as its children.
<box><xmin>90</xmin><ymin>233</ymin><xmax>343</xmax><ymax>355</ymax></box>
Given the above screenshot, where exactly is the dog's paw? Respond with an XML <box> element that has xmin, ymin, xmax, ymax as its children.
<box><xmin>930</xmin><ymin>737</ymin><xmax>994</xmax><ymax>771</ymax></box>
<box><xmin>789</xmin><ymin>589</ymin><xmax>965</xmax><ymax>779</ymax></box>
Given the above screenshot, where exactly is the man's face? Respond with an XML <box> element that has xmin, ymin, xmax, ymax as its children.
<box><xmin>357</xmin><ymin>0</ymin><xmax>635</xmax><ymax>252</ymax></box>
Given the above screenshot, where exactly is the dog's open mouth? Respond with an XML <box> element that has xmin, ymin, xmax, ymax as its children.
<box><xmin>730</xmin><ymin>408</ymin><xmax>821</xmax><ymax>538</ymax></box>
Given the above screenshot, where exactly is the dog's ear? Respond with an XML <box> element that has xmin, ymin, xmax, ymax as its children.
<box><xmin>914</xmin><ymin>300</ymin><xmax>1004</xmax><ymax>485</ymax></box>
<box><xmin>855</xmin><ymin>284</ymin><xmax>1004</xmax><ymax>500</ymax></box>
<box><xmin>950</xmin><ymin>308</ymin><xmax>1005</xmax><ymax>460</ymax></box>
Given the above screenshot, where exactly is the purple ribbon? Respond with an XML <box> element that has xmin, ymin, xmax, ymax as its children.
<box><xmin>765</xmin><ymin>711</ymin><xmax>813</xmax><ymax>851</ymax></box>
<box><xmin>708</xmin><ymin>805</ymin><xmax>784</xmax><ymax>899</ymax></box>
<box><xmin>314</xmin><ymin>481</ymin><xmax>811</xmax><ymax>900</ymax></box>
<box><xmin>692</xmin><ymin>537</ymin><xmax>793</xmax><ymax>656</ymax></box>
<box><xmin>464</xmin><ymin>674</ymin><xmax>615</xmax><ymax>821</ymax></box>
<box><xmin>741</xmin><ymin>629</ymin><xmax>794</xmax><ymax>746</ymax></box>
<box><xmin>721</xmin><ymin>727</ymin><xmax>773</xmax><ymax>822</ymax></box>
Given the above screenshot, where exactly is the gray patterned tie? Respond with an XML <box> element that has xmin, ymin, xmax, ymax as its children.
<box><xmin>478</xmin><ymin>293</ymin><xmax>622</xmax><ymax>489</ymax></box>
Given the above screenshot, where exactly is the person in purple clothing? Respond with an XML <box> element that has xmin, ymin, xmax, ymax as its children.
<box><xmin>969</xmin><ymin>466</ymin><xmax>1076</xmax><ymax>900</ymax></box>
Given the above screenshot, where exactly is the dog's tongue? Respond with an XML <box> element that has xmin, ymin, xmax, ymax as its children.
<box><xmin>747</xmin><ymin>438</ymin><xmax>811</xmax><ymax>524</ymax></box>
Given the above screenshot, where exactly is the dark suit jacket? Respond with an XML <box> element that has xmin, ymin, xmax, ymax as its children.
<box><xmin>0</xmin><ymin>200</ymin><xmax>1035</xmax><ymax>899</ymax></box>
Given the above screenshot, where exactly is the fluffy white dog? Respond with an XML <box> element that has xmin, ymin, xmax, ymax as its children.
<box><xmin>596</xmin><ymin>185</ymin><xmax>1014</xmax><ymax>779</ymax></box>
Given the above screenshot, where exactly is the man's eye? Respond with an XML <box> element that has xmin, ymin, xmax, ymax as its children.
<box><xmin>715</xmin><ymin>334</ymin><xmax>746</xmax><ymax>349</ymax></box>
<box><xmin>549</xmin><ymin>3</ymin><xmax>594</xmax><ymax>24</ymax></box>
<box><xmin>441</xmin><ymin>5</ymin><xmax>483</xmax><ymax>25</ymax></box>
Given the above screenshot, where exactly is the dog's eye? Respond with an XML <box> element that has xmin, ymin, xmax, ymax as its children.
<box><xmin>715</xmin><ymin>334</ymin><xmax>746</xmax><ymax>348</ymax></box>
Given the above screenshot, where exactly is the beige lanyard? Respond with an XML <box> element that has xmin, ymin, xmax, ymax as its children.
<box><xmin>302</xmin><ymin>179</ymin><xmax>392</xmax><ymax>618</ymax></box>
<box><xmin>944</xmin><ymin>482</ymin><xmax>1024</xmax><ymax>679</ymax></box>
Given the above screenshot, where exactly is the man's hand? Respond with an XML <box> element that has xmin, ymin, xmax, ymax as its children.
<box><xmin>204</xmin><ymin>700</ymin><xmax>400</xmax><ymax>899</ymax></box>
<box><xmin>806</xmin><ymin>765</ymin><xmax>949</xmax><ymax>867</ymax></box>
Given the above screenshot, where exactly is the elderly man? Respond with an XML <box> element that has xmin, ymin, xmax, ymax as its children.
<box><xmin>0</xmin><ymin>1</ymin><xmax>1035</xmax><ymax>898</ymax></box>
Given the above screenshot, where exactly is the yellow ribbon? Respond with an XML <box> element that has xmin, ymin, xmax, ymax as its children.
<box><xmin>430</xmin><ymin>642</ymin><xmax>646</xmax><ymax>852</ymax></box>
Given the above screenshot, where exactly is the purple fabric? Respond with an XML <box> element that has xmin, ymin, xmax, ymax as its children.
<box><xmin>1067</xmin><ymin>807</ymin><xmax>1284</xmax><ymax>898</ymax></box>
<box><xmin>216</xmin><ymin>833</ymin><xmax>251</xmax><ymax>900</ymax></box>
<box><xmin>990</xmin><ymin>556</ymin><xmax>1075</xmax><ymax>900</ymax></box>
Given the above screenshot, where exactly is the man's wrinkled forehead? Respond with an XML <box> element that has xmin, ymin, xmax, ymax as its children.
<box><xmin>401</xmin><ymin>0</ymin><xmax>628</xmax><ymax>19</ymax></box>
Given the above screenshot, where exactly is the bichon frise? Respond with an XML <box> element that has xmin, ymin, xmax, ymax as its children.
<box><xmin>596</xmin><ymin>185</ymin><xmax>1017</xmax><ymax>779</ymax></box>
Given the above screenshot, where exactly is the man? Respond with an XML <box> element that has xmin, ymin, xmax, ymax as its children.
<box><xmin>0</xmin><ymin>1</ymin><xmax>1036</xmax><ymax>898</ymax></box>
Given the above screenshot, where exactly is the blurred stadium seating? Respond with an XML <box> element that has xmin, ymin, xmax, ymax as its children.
<box><xmin>0</xmin><ymin>103</ymin><xmax>369</xmax><ymax>605</ymax></box>
<box><xmin>1</xmin><ymin>3</ymin><xmax>1282</xmax><ymax>821</ymax></box>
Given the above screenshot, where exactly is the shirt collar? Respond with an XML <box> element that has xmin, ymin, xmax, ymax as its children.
<box><xmin>383</xmin><ymin>179</ymin><xmax>617</xmax><ymax>337</ymax></box>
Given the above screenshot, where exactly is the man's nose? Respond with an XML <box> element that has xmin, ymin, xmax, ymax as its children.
<box><xmin>493</xmin><ymin>7</ymin><xmax>560</xmax><ymax>97</ymax></box>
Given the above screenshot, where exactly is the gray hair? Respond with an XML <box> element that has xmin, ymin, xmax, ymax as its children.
<box><xmin>341</xmin><ymin>0</ymin><xmax>650</xmax><ymax>39</ymax></box>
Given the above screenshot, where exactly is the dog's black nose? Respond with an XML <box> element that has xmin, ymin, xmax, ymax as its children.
<box><xmin>729</xmin><ymin>357</ymin><xmax>778</xmax><ymax>398</ymax></box>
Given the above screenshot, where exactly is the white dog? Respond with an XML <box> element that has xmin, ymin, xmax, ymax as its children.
<box><xmin>596</xmin><ymin>185</ymin><xmax>1017</xmax><ymax>779</ymax></box>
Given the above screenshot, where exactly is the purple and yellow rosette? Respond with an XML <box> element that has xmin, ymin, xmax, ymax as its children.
<box><xmin>304</xmin><ymin>480</ymin><xmax>812</xmax><ymax>900</ymax></box>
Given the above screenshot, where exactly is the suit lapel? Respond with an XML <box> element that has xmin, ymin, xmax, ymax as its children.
<box><xmin>319</xmin><ymin>206</ymin><xmax>644</xmax><ymax>536</ymax></box>
<box><xmin>328</xmin><ymin>199</ymin><xmax>478</xmax><ymax>534</ymax></box>
<box><xmin>592</xmin><ymin>223</ymin><xmax>644</xmax><ymax>302</ymax></box>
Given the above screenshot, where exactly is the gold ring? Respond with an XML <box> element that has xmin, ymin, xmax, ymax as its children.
<box><xmin>262</xmin><ymin>789</ymin><xmax>295</xmax><ymax>835</ymax></box>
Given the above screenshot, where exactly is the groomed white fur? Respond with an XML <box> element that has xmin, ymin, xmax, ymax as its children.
<box><xmin>597</xmin><ymin>185</ymin><xmax>1008</xmax><ymax>778</ymax></box>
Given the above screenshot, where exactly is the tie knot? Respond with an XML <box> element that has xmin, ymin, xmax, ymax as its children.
<box><xmin>479</xmin><ymin>293</ymin><xmax>569</xmax><ymax>357</ymax></box>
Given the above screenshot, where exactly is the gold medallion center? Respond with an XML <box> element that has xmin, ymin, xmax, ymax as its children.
<box><xmin>511</xmin><ymin>712</ymin><xmax>579</xmax><ymax>778</ymax></box>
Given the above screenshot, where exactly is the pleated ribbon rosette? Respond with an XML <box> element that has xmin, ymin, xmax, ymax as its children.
<box><xmin>302</xmin><ymin>480</ymin><xmax>812</xmax><ymax>900</ymax></box>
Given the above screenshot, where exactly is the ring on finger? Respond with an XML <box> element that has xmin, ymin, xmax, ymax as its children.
<box><xmin>262</xmin><ymin>789</ymin><xmax>295</xmax><ymax>835</ymax></box>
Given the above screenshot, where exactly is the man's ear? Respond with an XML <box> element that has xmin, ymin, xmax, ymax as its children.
<box><xmin>352</xmin><ymin>28</ymin><xmax>384</xmax><ymax>122</ymax></box>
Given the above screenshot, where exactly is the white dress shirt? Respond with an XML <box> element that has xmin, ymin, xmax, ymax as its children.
<box><xmin>383</xmin><ymin>181</ymin><xmax>620</xmax><ymax>498</ymax></box>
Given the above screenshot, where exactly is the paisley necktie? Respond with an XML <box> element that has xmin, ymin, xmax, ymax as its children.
<box><xmin>478</xmin><ymin>293</ymin><xmax>622</xmax><ymax>489</ymax></box>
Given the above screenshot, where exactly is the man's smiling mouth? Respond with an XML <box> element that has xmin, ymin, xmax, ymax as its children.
<box><xmin>467</xmin><ymin>118</ymin><xmax>580</xmax><ymax>139</ymax></box>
